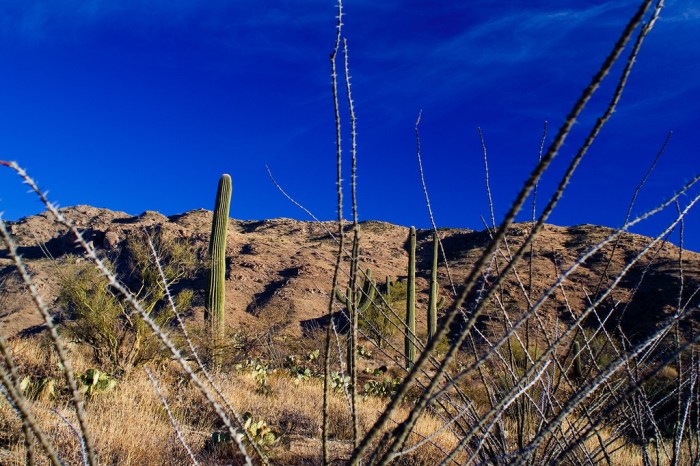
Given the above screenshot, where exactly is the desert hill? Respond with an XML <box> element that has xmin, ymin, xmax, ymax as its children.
<box><xmin>2</xmin><ymin>205</ymin><xmax>698</xmax><ymax>350</ymax></box>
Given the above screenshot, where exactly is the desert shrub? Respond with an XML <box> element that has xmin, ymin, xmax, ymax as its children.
<box><xmin>123</xmin><ymin>228</ymin><xmax>198</xmax><ymax>312</ymax></box>
<box><xmin>432</xmin><ymin>333</ymin><xmax>452</xmax><ymax>356</ymax></box>
<box><xmin>58</xmin><ymin>230</ymin><xmax>197</xmax><ymax>374</ymax></box>
<box><xmin>359</xmin><ymin>280</ymin><xmax>406</xmax><ymax>349</ymax></box>
<box><xmin>575</xmin><ymin>328</ymin><xmax>621</xmax><ymax>378</ymax></box>
<box><xmin>640</xmin><ymin>364</ymin><xmax>683</xmax><ymax>439</ymax></box>
<box><xmin>498</xmin><ymin>334</ymin><xmax>543</xmax><ymax>374</ymax></box>
<box><xmin>59</xmin><ymin>261</ymin><xmax>139</xmax><ymax>373</ymax></box>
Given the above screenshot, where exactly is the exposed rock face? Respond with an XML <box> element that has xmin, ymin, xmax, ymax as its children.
<box><xmin>102</xmin><ymin>231</ymin><xmax>120</xmax><ymax>250</ymax></box>
<box><xmin>1</xmin><ymin>206</ymin><xmax>699</xmax><ymax>348</ymax></box>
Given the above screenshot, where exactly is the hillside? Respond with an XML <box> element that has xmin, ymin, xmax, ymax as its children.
<box><xmin>2</xmin><ymin>205</ymin><xmax>698</xmax><ymax>347</ymax></box>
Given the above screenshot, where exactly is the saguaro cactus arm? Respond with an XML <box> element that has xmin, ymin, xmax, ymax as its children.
<box><xmin>335</xmin><ymin>269</ymin><xmax>377</xmax><ymax>313</ymax></box>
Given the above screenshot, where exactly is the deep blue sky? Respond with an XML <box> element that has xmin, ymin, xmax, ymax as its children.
<box><xmin>0</xmin><ymin>1</ymin><xmax>698</xmax><ymax>251</ymax></box>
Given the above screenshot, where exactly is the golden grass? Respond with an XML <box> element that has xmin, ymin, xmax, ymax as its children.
<box><xmin>5</xmin><ymin>331</ymin><xmax>696</xmax><ymax>465</ymax></box>
<box><xmin>0</xmin><ymin>335</ymin><xmax>462</xmax><ymax>465</ymax></box>
<box><xmin>574</xmin><ymin>426</ymin><xmax>700</xmax><ymax>466</ymax></box>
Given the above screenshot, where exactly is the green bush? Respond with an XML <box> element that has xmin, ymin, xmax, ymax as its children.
<box><xmin>359</xmin><ymin>280</ymin><xmax>406</xmax><ymax>349</ymax></box>
<box><xmin>124</xmin><ymin>229</ymin><xmax>198</xmax><ymax>312</ymax></box>
<box><xmin>499</xmin><ymin>335</ymin><xmax>543</xmax><ymax>373</ymax></box>
<box><xmin>58</xmin><ymin>229</ymin><xmax>196</xmax><ymax>374</ymax></box>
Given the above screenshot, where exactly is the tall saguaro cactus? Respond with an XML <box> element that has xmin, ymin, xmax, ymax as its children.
<box><xmin>206</xmin><ymin>174</ymin><xmax>231</xmax><ymax>366</ymax></box>
<box><xmin>405</xmin><ymin>227</ymin><xmax>416</xmax><ymax>369</ymax></box>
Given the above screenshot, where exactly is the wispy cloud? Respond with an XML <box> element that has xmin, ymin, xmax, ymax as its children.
<box><xmin>660</xmin><ymin>0</ymin><xmax>700</xmax><ymax>22</ymax></box>
<box><xmin>342</xmin><ymin>0</ymin><xmax>698</xmax><ymax>129</ymax></box>
<box><xmin>353</xmin><ymin>2</ymin><xmax>639</xmax><ymax>98</ymax></box>
<box><xmin>2</xmin><ymin>0</ymin><xmax>695</xmax><ymax>124</ymax></box>
<box><xmin>0</xmin><ymin>0</ymin><xmax>329</xmax><ymax>44</ymax></box>
<box><xmin>432</xmin><ymin>2</ymin><xmax>632</xmax><ymax>65</ymax></box>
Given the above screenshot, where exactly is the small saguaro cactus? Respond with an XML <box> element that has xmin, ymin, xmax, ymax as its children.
<box><xmin>405</xmin><ymin>226</ymin><xmax>416</xmax><ymax>369</ymax></box>
<box><xmin>335</xmin><ymin>268</ymin><xmax>377</xmax><ymax>314</ymax></box>
<box><xmin>206</xmin><ymin>174</ymin><xmax>232</xmax><ymax>366</ymax></box>
<box><xmin>427</xmin><ymin>232</ymin><xmax>446</xmax><ymax>344</ymax></box>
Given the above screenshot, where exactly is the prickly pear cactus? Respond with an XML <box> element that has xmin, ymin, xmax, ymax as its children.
<box><xmin>78</xmin><ymin>369</ymin><xmax>117</xmax><ymax>396</ymax></box>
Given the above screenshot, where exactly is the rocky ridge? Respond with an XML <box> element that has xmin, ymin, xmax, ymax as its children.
<box><xmin>1</xmin><ymin>205</ymin><xmax>699</xmax><ymax>348</ymax></box>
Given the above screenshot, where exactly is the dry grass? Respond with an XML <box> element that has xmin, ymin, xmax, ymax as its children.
<box><xmin>0</xmin><ymin>335</ymin><xmax>461</xmax><ymax>465</ymax></box>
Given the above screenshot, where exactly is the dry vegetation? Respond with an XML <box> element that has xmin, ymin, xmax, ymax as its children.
<box><xmin>2</xmin><ymin>0</ymin><xmax>700</xmax><ymax>465</ymax></box>
<box><xmin>0</xmin><ymin>332</ymin><xmax>463</xmax><ymax>465</ymax></box>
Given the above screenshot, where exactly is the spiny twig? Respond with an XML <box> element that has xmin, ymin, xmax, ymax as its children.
<box><xmin>0</xmin><ymin>216</ymin><xmax>95</xmax><ymax>466</ymax></box>
<box><xmin>323</xmin><ymin>1</ymin><xmax>347</xmax><ymax>462</ymax></box>
<box><xmin>145</xmin><ymin>368</ymin><xmax>200</xmax><ymax>466</ymax></box>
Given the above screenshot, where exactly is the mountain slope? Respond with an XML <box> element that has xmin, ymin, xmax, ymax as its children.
<box><xmin>1</xmin><ymin>205</ymin><xmax>698</xmax><ymax>349</ymax></box>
